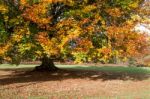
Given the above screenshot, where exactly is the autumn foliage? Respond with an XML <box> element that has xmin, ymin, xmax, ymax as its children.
<box><xmin>0</xmin><ymin>0</ymin><xmax>149</xmax><ymax>64</ymax></box>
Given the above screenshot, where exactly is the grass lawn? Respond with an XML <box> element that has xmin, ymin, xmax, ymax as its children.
<box><xmin>0</xmin><ymin>64</ymin><xmax>150</xmax><ymax>99</ymax></box>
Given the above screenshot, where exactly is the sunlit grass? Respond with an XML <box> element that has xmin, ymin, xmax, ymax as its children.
<box><xmin>58</xmin><ymin>65</ymin><xmax>150</xmax><ymax>74</ymax></box>
<box><xmin>0</xmin><ymin>64</ymin><xmax>150</xmax><ymax>74</ymax></box>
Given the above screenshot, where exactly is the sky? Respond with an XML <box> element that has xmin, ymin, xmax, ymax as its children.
<box><xmin>135</xmin><ymin>24</ymin><xmax>150</xmax><ymax>35</ymax></box>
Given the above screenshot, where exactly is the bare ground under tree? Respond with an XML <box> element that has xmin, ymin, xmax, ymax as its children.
<box><xmin>0</xmin><ymin>66</ymin><xmax>150</xmax><ymax>98</ymax></box>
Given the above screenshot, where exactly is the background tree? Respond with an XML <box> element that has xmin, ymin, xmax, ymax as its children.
<box><xmin>0</xmin><ymin>0</ymin><xmax>149</xmax><ymax>71</ymax></box>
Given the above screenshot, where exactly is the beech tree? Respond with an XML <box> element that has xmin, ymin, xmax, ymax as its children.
<box><xmin>0</xmin><ymin>0</ymin><xmax>149</xmax><ymax>71</ymax></box>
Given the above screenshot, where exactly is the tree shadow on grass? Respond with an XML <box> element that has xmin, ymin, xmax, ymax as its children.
<box><xmin>0</xmin><ymin>66</ymin><xmax>150</xmax><ymax>86</ymax></box>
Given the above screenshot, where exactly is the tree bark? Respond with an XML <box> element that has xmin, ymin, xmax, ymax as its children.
<box><xmin>35</xmin><ymin>56</ymin><xmax>58</xmax><ymax>71</ymax></box>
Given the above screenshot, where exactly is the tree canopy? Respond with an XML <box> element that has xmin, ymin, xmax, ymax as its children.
<box><xmin>0</xmin><ymin>0</ymin><xmax>149</xmax><ymax>67</ymax></box>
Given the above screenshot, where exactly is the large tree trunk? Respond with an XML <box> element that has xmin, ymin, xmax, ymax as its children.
<box><xmin>35</xmin><ymin>56</ymin><xmax>58</xmax><ymax>71</ymax></box>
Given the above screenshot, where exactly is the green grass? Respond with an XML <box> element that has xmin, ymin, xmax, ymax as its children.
<box><xmin>58</xmin><ymin>65</ymin><xmax>150</xmax><ymax>74</ymax></box>
<box><xmin>0</xmin><ymin>64</ymin><xmax>36</xmax><ymax>68</ymax></box>
<box><xmin>0</xmin><ymin>64</ymin><xmax>150</xmax><ymax>74</ymax></box>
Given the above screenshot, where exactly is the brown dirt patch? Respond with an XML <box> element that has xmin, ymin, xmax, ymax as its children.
<box><xmin>0</xmin><ymin>69</ymin><xmax>150</xmax><ymax>99</ymax></box>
